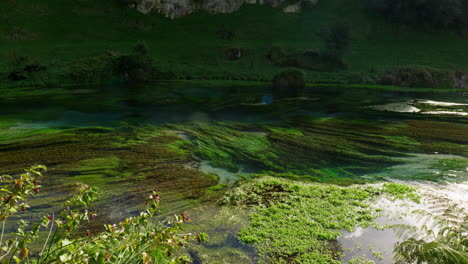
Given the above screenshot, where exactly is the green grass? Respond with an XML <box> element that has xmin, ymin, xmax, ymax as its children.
<box><xmin>1</xmin><ymin>0</ymin><xmax>468</xmax><ymax>87</ymax></box>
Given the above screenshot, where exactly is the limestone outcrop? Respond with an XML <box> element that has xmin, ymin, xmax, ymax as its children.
<box><xmin>135</xmin><ymin>0</ymin><xmax>318</xmax><ymax>18</ymax></box>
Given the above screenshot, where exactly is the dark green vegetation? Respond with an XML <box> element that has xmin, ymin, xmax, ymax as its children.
<box><xmin>1</xmin><ymin>0</ymin><xmax>468</xmax><ymax>88</ymax></box>
<box><xmin>368</xmin><ymin>0</ymin><xmax>468</xmax><ymax>30</ymax></box>
<box><xmin>220</xmin><ymin>177</ymin><xmax>420</xmax><ymax>263</ymax></box>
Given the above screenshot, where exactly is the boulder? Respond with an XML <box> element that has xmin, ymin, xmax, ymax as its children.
<box><xmin>202</xmin><ymin>0</ymin><xmax>245</xmax><ymax>14</ymax></box>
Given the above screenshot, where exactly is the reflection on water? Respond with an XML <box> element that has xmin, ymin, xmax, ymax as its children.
<box><xmin>1</xmin><ymin>83</ymin><xmax>466</xmax><ymax>129</ymax></box>
<box><xmin>340</xmin><ymin>179</ymin><xmax>467</xmax><ymax>263</ymax></box>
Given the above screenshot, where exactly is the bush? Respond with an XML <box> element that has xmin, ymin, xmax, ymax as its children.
<box><xmin>114</xmin><ymin>43</ymin><xmax>157</xmax><ymax>87</ymax></box>
<box><xmin>272</xmin><ymin>69</ymin><xmax>306</xmax><ymax>96</ymax></box>
<box><xmin>266</xmin><ymin>47</ymin><xmax>346</xmax><ymax>71</ymax></box>
<box><xmin>7</xmin><ymin>56</ymin><xmax>47</xmax><ymax>82</ymax></box>
<box><xmin>379</xmin><ymin>66</ymin><xmax>454</xmax><ymax>88</ymax></box>
<box><xmin>0</xmin><ymin>166</ymin><xmax>205</xmax><ymax>264</ymax></box>
<box><xmin>324</xmin><ymin>22</ymin><xmax>350</xmax><ymax>59</ymax></box>
<box><xmin>69</xmin><ymin>54</ymin><xmax>115</xmax><ymax>84</ymax></box>
<box><xmin>368</xmin><ymin>0</ymin><xmax>465</xmax><ymax>29</ymax></box>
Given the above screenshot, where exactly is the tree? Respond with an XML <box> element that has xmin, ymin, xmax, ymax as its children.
<box><xmin>324</xmin><ymin>22</ymin><xmax>350</xmax><ymax>59</ymax></box>
<box><xmin>368</xmin><ymin>0</ymin><xmax>464</xmax><ymax>29</ymax></box>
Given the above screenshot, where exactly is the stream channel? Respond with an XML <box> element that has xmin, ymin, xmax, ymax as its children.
<box><xmin>0</xmin><ymin>82</ymin><xmax>466</xmax><ymax>263</ymax></box>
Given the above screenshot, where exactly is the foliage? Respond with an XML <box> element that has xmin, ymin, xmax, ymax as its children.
<box><xmin>0</xmin><ymin>166</ymin><xmax>205</xmax><ymax>264</ymax></box>
<box><xmin>266</xmin><ymin>47</ymin><xmax>346</xmax><ymax>71</ymax></box>
<box><xmin>324</xmin><ymin>22</ymin><xmax>351</xmax><ymax>59</ymax></box>
<box><xmin>7</xmin><ymin>56</ymin><xmax>47</xmax><ymax>82</ymax></box>
<box><xmin>220</xmin><ymin>177</ymin><xmax>388</xmax><ymax>263</ymax></box>
<box><xmin>68</xmin><ymin>53</ymin><xmax>116</xmax><ymax>84</ymax></box>
<box><xmin>3</xmin><ymin>1</ymin><xmax>468</xmax><ymax>87</ymax></box>
<box><xmin>272</xmin><ymin>69</ymin><xmax>306</xmax><ymax>95</ymax></box>
<box><xmin>114</xmin><ymin>43</ymin><xmax>157</xmax><ymax>87</ymax></box>
<box><xmin>378</xmin><ymin>66</ymin><xmax>454</xmax><ymax>88</ymax></box>
<box><xmin>367</xmin><ymin>0</ymin><xmax>465</xmax><ymax>29</ymax></box>
<box><xmin>394</xmin><ymin>218</ymin><xmax>468</xmax><ymax>264</ymax></box>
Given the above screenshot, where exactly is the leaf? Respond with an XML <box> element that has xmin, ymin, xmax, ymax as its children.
<box><xmin>61</xmin><ymin>239</ymin><xmax>72</xmax><ymax>247</ymax></box>
<box><xmin>59</xmin><ymin>253</ymin><xmax>71</xmax><ymax>262</ymax></box>
<box><xmin>13</xmin><ymin>256</ymin><xmax>21</xmax><ymax>264</ymax></box>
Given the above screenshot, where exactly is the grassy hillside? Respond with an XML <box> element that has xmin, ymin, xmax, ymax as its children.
<box><xmin>1</xmin><ymin>0</ymin><xmax>468</xmax><ymax>85</ymax></box>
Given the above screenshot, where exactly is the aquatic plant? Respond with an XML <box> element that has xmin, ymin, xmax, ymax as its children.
<box><xmin>221</xmin><ymin>178</ymin><xmax>379</xmax><ymax>263</ymax></box>
<box><xmin>220</xmin><ymin>177</ymin><xmax>424</xmax><ymax>263</ymax></box>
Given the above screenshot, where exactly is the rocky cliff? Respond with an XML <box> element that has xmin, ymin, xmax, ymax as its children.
<box><xmin>134</xmin><ymin>0</ymin><xmax>318</xmax><ymax>18</ymax></box>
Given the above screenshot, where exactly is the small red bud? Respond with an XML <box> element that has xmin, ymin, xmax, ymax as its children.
<box><xmin>33</xmin><ymin>188</ymin><xmax>40</xmax><ymax>194</ymax></box>
<box><xmin>89</xmin><ymin>213</ymin><xmax>97</xmax><ymax>219</ymax></box>
<box><xmin>86</xmin><ymin>230</ymin><xmax>91</xmax><ymax>236</ymax></box>
<box><xmin>47</xmin><ymin>215</ymin><xmax>52</xmax><ymax>220</ymax></box>
<box><xmin>181</xmin><ymin>212</ymin><xmax>190</xmax><ymax>222</ymax></box>
<box><xmin>21</xmin><ymin>206</ymin><xmax>26</xmax><ymax>211</ymax></box>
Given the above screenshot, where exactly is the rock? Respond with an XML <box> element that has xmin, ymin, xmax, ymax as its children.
<box><xmin>136</xmin><ymin>0</ymin><xmax>157</xmax><ymax>14</ymax></box>
<box><xmin>283</xmin><ymin>3</ymin><xmax>301</xmax><ymax>13</ymax></box>
<box><xmin>452</xmin><ymin>71</ymin><xmax>468</xmax><ymax>89</ymax></box>
<box><xmin>158</xmin><ymin>0</ymin><xmax>195</xmax><ymax>18</ymax></box>
<box><xmin>202</xmin><ymin>0</ymin><xmax>245</xmax><ymax>14</ymax></box>
<box><xmin>134</xmin><ymin>0</ymin><xmax>319</xmax><ymax>18</ymax></box>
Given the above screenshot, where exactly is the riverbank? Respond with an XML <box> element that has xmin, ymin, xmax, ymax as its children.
<box><xmin>2</xmin><ymin>2</ymin><xmax>468</xmax><ymax>89</ymax></box>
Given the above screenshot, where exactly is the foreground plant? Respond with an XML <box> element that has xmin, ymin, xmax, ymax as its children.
<box><xmin>393</xmin><ymin>209</ymin><xmax>468</xmax><ymax>264</ymax></box>
<box><xmin>0</xmin><ymin>166</ymin><xmax>205</xmax><ymax>264</ymax></box>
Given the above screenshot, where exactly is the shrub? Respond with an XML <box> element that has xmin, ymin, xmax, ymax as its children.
<box><xmin>266</xmin><ymin>47</ymin><xmax>346</xmax><ymax>71</ymax></box>
<box><xmin>379</xmin><ymin>66</ymin><xmax>454</xmax><ymax>88</ymax></box>
<box><xmin>367</xmin><ymin>0</ymin><xmax>465</xmax><ymax>29</ymax></box>
<box><xmin>0</xmin><ymin>166</ymin><xmax>205</xmax><ymax>263</ymax></box>
<box><xmin>68</xmin><ymin>54</ymin><xmax>115</xmax><ymax>84</ymax></box>
<box><xmin>272</xmin><ymin>69</ymin><xmax>306</xmax><ymax>96</ymax></box>
<box><xmin>114</xmin><ymin>43</ymin><xmax>157</xmax><ymax>87</ymax></box>
<box><xmin>7</xmin><ymin>56</ymin><xmax>47</xmax><ymax>82</ymax></box>
<box><xmin>216</xmin><ymin>28</ymin><xmax>235</xmax><ymax>40</ymax></box>
<box><xmin>324</xmin><ymin>21</ymin><xmax>350</xmax><ymax>59</ymax></box>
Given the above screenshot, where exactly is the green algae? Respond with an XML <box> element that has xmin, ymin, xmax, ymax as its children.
<box><xmin>430</xmin><ymin>158</ymin><xmax>468</xmax><ymax>171</ymax></box>
<box><xmin>220</xmin><ymin>177</ymin><xmax>418</xmax><ymax>264</ymax></box>
<box><xmin>0</xmin><ymin>127</ymin><xmax>64</xmax><ymax>142</ymax></box>
<box><xmin>0</xmin><ymin>126</ymin><xmax>219</xmax><ymax>233</ymax></box>
<box><xmin>164</xmin><ymin>118</ymin><xmax>466</xmax><ymax>183</ymax></box>
<box><xmin>167</xmin><ymin>123</ymin><xmax>271</xmax><ymax>172</ymax></box>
